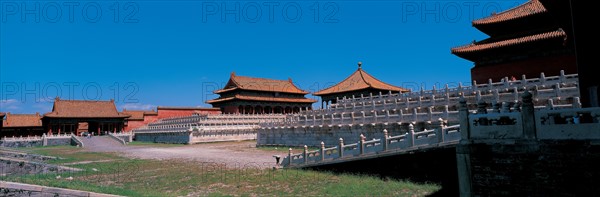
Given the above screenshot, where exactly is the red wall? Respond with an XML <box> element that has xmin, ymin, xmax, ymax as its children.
<box><xmin>124</xmin><ymin>115</ymin><xmax>159</xmax><ymax>131</ymax></box>
<box><xmin>157</xmin><ymin>108</ymin><xmax>221</xmax><ymax>119</ymax></box>
<box><xmin>471</xmin><ymin>55</ymin><xmax>577</xmax><ymax>83</ymax></box>
<box><xmin>124</xmin><ymin>120</ymin><xmax>145</xmax><ymax>131</ymax></box>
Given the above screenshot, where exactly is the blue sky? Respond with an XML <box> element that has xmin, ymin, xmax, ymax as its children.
<box><xmin>0</xmin><ymin>0</ymin><xmax>524</xmax><ymax>113</ymax></box>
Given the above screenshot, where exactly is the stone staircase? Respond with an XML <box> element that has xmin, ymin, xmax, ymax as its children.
<box><xmin>79</xmin><ymin>136</ymin><xmax>125</xmax><ymax>152</ymax></box>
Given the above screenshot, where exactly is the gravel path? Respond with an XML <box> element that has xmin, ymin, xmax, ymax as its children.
<box><xmin>82</xmin><ymin>138</ymin><xmax>282</xmax><ymax>168</ymax></box>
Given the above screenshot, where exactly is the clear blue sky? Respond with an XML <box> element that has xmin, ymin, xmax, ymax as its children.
<box><xmin>1</xmin><ymin>0</ymin><xmax>524</xmax><ymax>113</ymax></box>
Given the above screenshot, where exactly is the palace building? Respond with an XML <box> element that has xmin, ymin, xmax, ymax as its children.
<box><xmin>1</xmin><ymin>113</ymin><xmax>44</xmax><ymax>137</ymax></box>
<box><xmin>314</xmin><ymin>62</ymin><xmax>410</xmax><ymax>108</ymax></box>
<box><xmin>451</xmin><ymin>0</ymin><xmax>577</xmax><ymax>83</ymax></box>
<box><xmin>42</xmin><ymin>97</ymin><xmax>130</xmax><ymax>136</ymax></box>
<box><xmin>207</xmin><ymin>72</ymin><xmax>316</xmax><ymax>114</ymax></box>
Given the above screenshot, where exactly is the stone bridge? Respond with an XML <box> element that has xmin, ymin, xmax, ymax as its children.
<box><xmin>278</xmin><ymin>90</ymin><xmax>600</xmax><ymax>196</ymax></box>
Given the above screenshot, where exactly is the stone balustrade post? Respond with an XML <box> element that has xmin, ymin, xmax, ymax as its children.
<box><xmin>373</xmin><ymin>111</ymin><xmax>378</xmax><ymax>123</ymax></box>
<box><xmin>288</xmin><ymin>148</ymin><xmax>293</xmax><ymax>166</ymax></box>
<box><xmin>436</xmin><ymin>118</ymin><xmax>445</xmax><ymax>143</ymax></box>
<box><xmin>477</xmin><ymin>100</ymin><xmax>488</xmax><ymax>114</ymax></box>
<box><xmin>521</xmin><ymin>91</ymin><xmax>536</xmax><ymax>139</ymax></box>
<box><xmin>372</xmin><ymin>100</ymin><xmax>376</xmax><ymax>111</ymax></box>
<box><xmin>359</xmin><ymin>134</ymin><xmax>365</xmax><ymax>155</ymax></box>
<box><xmin>362</xmin><ymin>111</ymin><xmax>366</xmax><ymax>124</ymax></box>
<box><xmin>383</xmin><ymin>129</ymin><xmax>388</xmax><ymax>151</ymax></box>
<box><xmin>408</xmin><ymin>124</ymin><xmax>415</xmax><ymax>147</ymax></box>
<box><xmin>493</xmin><ymin>101</ymin><xmax>501</xmax><ymax>113</ymax></box>
<box><xmin>338</xmin><ymin>138</ymin><xmax>344</xmax><ymax>158</ymax></box>
<box><xmin>493</xmin><ymin>89</ymin><xmax>500</xmax><ymax>103</ymax></box>
<box><xmin>501</xmin><ymin>102</ymin><xmax>511</xmax><ymax>113</ymax></box>
<box><xmin>331</xmin><ymin>114</ymin><xmax>335</xmax><ymax>125</ymax></box>
<box><xmin>398</xmin><ymin>109</ymin><xmax>404</xmax><ymax>122</ymax></box>
<box><xmin>427</xmin><ymin>107</ymin><xmax>433</xmax><ymax>121</ymax></box>
<box><xmin>321</xmin><ymin>115</ymin><xmax>325</xmax><ymax>125</ymax></box>
<box><xmin>320</xmin><ymin>141</ymin><xmax>325</xmax><ymax>161</ymax></box>
<box><xmin>547</xmin><ymin>99</ymin><xmax>555</xmax><ymax>109</ymax></box>
<box><xmin>385</xmin><ymin>110</ymin><xmax>391</xmax><ymax>123</ymax></box>
<box><xmin>443</xmin><ymin>105</ymin><xmax>450</xmax><ymax>119</ymax></box>
<box><xmin>412</xmin><ymin>108</ymin><xmax>418</xmax><ymax>122</ymax></box>
<box><xmin>540</xmin><ymin>72</ymin><xmax>546</xmax><ymax>83</ymax></box>
<box><xmin>42</xmin><ymin>133</ymin><xmax>47</xmax><ymax>146</ymax></box>
<box><xmin>303</xmin><ymin>145</ymin><xmax>308</xmax><ymax>164</ymax></box>
<box><xmin>554</xmin><ymin>83</ymin><xmax>561</xmax><ymax>98</ymax></box>
<box><xmin>459</xmin><ymin>98</ymin><xmax>470</xmax><ymax>140</ymax></box>
<box><xmin>574</xmin><ymin>97</ymin><xmax>582</xmax><ymax>108</ymax></box>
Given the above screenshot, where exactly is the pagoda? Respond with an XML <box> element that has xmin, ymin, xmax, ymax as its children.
<box><xmin>451</xmin><ymin>0</ymin><xmax>577</xmax><ymax>83</ymax></box>
<box><xmin>207</xmin><ymin>72</ymin><xmax>316</xmax><ymax>114</ymax></box>
<box><xmin>314</xmin><ymin>62</ymin><xmax>410</xmax><ymax>108</ymax></box>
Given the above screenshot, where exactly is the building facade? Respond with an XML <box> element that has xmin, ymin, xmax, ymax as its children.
<box><xmin>42</xmin><ymin>98</ymin><xmax>130</xmax><ymax>136</ymax></box>
<box><xmin>0</xmin><ymin>113</ymin><xmax>4</xmax><ymax>133</ymax></box>
<box><xmin>451</xmin><ymin>0</ymin><xmax>577</xmax><ymax>83</ymax></box>
<box><xmin>207</xmin><ymin>72</ymin><xmax>316</xmax><ymax>114</ymax></box>
<box><xmin>1</xmin><ymin>113</ymin><xmax>44</xmax><ymax>137</ymax></box>
<box><xmin>314</xmin><ymin>62</ymin><xmax>410</xmax><ymax>108</ymax></box>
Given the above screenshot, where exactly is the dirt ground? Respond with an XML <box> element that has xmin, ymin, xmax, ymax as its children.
<box><xmin>84</xmin><ymin>140</ymin><xmax>284</xmax><ymax>168</ymax></box>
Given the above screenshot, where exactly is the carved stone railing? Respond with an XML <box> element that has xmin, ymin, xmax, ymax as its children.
<box><xmin>315</xmin><ymin>82</ymin><xmax>577</xmax><ymax>117</ymax></box>
<box><xmin>1</xmin><ymin>136</ymin><xmax>43</xmax><ymax>142</ymax></box>
<box><xmin>280</xmin><ymin>123</ymin><xmax>461</xmax><ymax>167</ymax></box>
<box><xmin>535</xmin><ymin>107</ymin><xmax>600</xmax><ymax>140</ymax></box>
<box><xmin>333</xmin><ymin>70</ymin><xmax>577</xmax><ymax>106</ymax></box>
<box><xmin>108</xmin><ymin>132</ymin><xmax>128</xmax><ymax>145</ymax></box>
<box><xmin>70</xmin><ymin>134</ymin><xmax>84</xmax><ymax>148</ymax></box>
<box><xmin>462</xmin><ymin>91</ymin><xmax>600</xmax><ymax>141</ymax></box>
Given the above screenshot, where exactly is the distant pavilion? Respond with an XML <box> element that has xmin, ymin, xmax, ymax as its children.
<box><xmin>207</xmin><ymin>72</ymin><xmax>316</xmax><ymax>114</ymax></box>
<box><xmin>1</xmin><ymin>113</ymin><xmax>44</xmax><ymax>137</ymax></box>
<box><xmin>314</xmin><ymin>62</ymin><xmax>410</xmax><ymax>108</ymax></box>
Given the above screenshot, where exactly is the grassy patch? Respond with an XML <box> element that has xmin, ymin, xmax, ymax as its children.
<box><xmin>14</xmin><ymin>145</ymin><xmax>119</xmax><ymax>164</ymax></box>
<box><xmin>5</xmin><ymin>146</ymin><xmax>441</xmax><ymax>196</ymax></box>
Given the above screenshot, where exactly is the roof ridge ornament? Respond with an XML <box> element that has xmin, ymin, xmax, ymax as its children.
<box><xmin>358</xmin><ymin>61</ymin><xmax>362</xmax><ymax>69</ymax></box>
